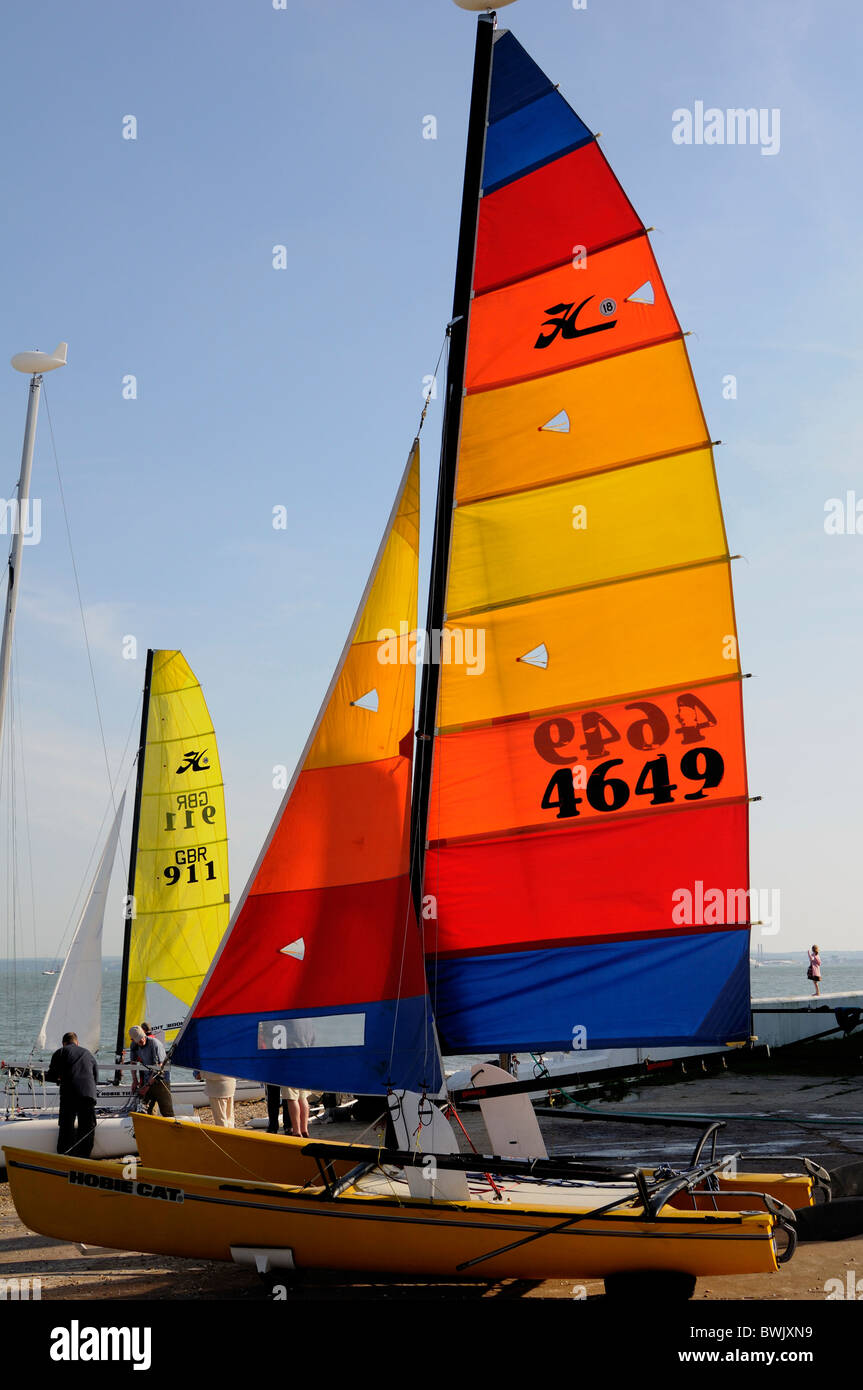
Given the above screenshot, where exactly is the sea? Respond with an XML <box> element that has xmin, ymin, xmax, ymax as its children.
<box><xmin>2</xmin><ymin>956</ymin><xmax>863</xmax><ymax>1068</ymax></box>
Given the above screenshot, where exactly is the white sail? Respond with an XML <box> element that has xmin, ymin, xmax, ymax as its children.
<box><xmin>37</xmin><ymin>794</ymin><xmax>126</xmax><ymax>1054</ymax></box>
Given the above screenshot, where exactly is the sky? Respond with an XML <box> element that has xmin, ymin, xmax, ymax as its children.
<box><xmin>0</xmin><ymin>0</ymin><xmax>861</xmax><ymax>964</ymax></box>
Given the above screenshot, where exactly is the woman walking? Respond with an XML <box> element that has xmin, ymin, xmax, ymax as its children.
<box><xmin>807</xmin><ymin>944</ymin><xmax>822</xmax><ymax>996</ymax></box>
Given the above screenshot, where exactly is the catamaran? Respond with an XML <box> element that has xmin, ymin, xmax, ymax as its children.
<box><xmin>1</xmin><ymin>648</ymin><xmax>261</xmax><ymax>1162</ymax></box>
<box><xmin>6</xmin><ymin>7</ymin><xmax>825</xmax><ymax>1292</ymax></box>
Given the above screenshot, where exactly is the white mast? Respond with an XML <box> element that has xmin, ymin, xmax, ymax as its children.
<box><xmin>0</xmin><ymin>343</ymin><xmax>67</xmax><ymax>752</ymax></box>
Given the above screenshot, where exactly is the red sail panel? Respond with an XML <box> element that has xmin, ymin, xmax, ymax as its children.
<box><xmin>427</xmin><ymin>802</ymin><xmax>748</xmax><ymax>956</ymax></box>
<box><xmin>475</xmin><ymin>141</ymin><xmax>643</xmax><ymax>294</ymax></box>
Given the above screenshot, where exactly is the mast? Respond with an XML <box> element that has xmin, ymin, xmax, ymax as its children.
<box><xmin>410</xmin><ymin>12</ymin><xmax>495</xmax><ymax>915</ymax></box>
<box><xmin>114</xmin><ymin>647</ymin><xmax>154</xmax><ymax>1074</ymax></box>
<box><xmin>1</xmin><ymin>345</ymin><xmax>67</xmax><ymax>754</ymax></box>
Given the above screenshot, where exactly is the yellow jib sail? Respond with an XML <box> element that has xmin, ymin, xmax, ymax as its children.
<box><xmin>123</xmin><ymin>650</ymin><xmax>229</xmax><ymax>1041</ymax></box>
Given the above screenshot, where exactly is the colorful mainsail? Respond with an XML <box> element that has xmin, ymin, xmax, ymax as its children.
<box><xmin>122</xmin><ymin>651</ymin><xmax>230</xmax><ymax>1041</ymax></box>
<box><xmin>174</xmin><ymin>446</ymin><xmax>441</xmax><ymax>1095</ymax></box>
<box><xmin>423</xmin><ymin>28</ymin><xmax>750</xmax><ymax>1055</ymax></box>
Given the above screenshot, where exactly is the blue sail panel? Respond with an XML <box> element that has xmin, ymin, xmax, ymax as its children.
<box><xmin>489</xmin><ymin>30</ymin><xmax>554</xmax><ymax>122</ymax></box>
<box><xmin>430</xmin><ymin>931</ymin><xmax>750</xmax><ymax>1055</ymax></box>
<box><xmin>483</xmin><ymin>89</ymin><xmax>592</xmax><ymax>193</ymax></box>
<box><xmin>174</xmin><ymin>995</ymin><xmax>441</xmax><ymax>1096</ymax></box>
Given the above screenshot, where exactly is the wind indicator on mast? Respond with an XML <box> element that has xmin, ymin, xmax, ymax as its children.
<box><xmin>0</xmin><ymin>341</ymin><xmax>68</xmax><ymax>753</ymax></box>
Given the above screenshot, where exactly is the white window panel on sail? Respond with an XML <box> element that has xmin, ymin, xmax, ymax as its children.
<box><xmin>517</xmin><ymin>643</ymin><xmax>549</xmax><ymax>669</ymax></box>
<box><xmin>626</xmin><ymin>280</ymin><xmax>655</xmax><ymax>305</ymax></box>
<box><xmin>539</xmin><ymin>409</ymin><xmax>570</xmax><ymax>433</ymax></box>
<box><xmin>257</xmin><ymin>1015</ymin><xmax>366</xmax><ymax>1049</ymax></box>
<box><xmin>350</xmin><ymin>688</ymin><xmax>379</xmax><ymax>712</ymax></box>
<box><xmin>279</xmin><ymin>938</ymin><xmax>305</xmax><ymax>961</ymax></box>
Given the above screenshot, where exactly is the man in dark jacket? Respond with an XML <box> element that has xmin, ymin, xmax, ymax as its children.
<box><xmin>45</xmin><ymin>1031</ymin><xmax>99</xmax><ymax>1158</ymax></box>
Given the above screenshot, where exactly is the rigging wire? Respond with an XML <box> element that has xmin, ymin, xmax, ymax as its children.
<box><xmin>43</xmin><ymin>702</ymin><xmax>140</xmax><ymax>983</ymax></box>
<box><xmin>415</xmin><ymin>329</ymin><xmax>448</xmax><ymax>440</ymax></box>
<box><xmin>0</xmin><ymin>384</ymin><xmax>139</xmax><ymax>1063</ymax></box>
<box><xmin>386</xmin><ymin>327</ymin><xmax>450</xmax><ymax>1094</ymax></box>
<box><xmin>12</xmin><ymin>656</ymin><xmax>39</xmax><ymax>969</ymax></box>
<box><xmin>41</xmin><ymin>384</ymin><xmax>120</xmax><ymax>825</ymax></box>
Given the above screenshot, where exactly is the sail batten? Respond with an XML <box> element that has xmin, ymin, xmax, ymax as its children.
<box><xmin>423</xmin><ymin>28</ymin><xmax>750</xmax><ymax>1056</ymax></box>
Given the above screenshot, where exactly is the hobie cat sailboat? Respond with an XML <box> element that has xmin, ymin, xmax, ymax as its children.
<box><xmin>2</xmin><ymin>651</ymin><xmax>260</xmax><ymax>1158</ymax></box>
<box><xmin>7</xmin><ymin>11</ymin><xmax>811</xmax><ymax>1289</ymax></box>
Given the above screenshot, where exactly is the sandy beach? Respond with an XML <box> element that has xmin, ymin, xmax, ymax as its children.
<box><xmin>3</xmin><ymin>1068</ymin><xmax>862</xmax><ymax>1302</ymax></box>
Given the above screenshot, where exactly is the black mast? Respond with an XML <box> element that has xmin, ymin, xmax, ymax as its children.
<box><xmin>410</xmin><ymin>13</ymin><xmax>495</xmax><ymax>917</ymax></box>
<box><xmin>113</xmin><ymin>646</ymin><xmax>154</xmax><ymax>1079</ymax></box>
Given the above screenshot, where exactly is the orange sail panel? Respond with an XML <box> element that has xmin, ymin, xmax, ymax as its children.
<box><xmin>174</xmin><ymin>446</ymin><xmax>441</xmax><ymax>1094</ymax></box>
<box><xmin>424</xmin><ymin>29</ymin><xmax>750</xmax><ymax>1055</ymax></box>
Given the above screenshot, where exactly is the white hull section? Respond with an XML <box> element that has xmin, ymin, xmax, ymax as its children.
<box><xmin>2</xmin><ymin>1076</ymin><xmax>264</xmax><ymax>1114</ymax></box>
<box><xmin>0</xmin><ymin>1109</ymin><xmax>203</xmax><ymax>1171</ymax></box>
<box><xmin>0</xmin><ymin>1115</ymin><xmax>137</xmax><ymax>1169</ymax></box>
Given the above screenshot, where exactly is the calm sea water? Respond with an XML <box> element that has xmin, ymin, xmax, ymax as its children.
<box><xmin>2</xmin><ymin>957</ymin><xmax>862</xmax><ymax>1067</ymax></box>
<box><xmin>0</xmin><ymin>959</ymin><xmax>200</xmax><ymax>1080</ymax></box>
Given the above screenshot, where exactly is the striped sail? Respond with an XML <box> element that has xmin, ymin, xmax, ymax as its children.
<box><xmin>174</xmin><ymin>446</ymin><xmax>441</xmax><ymax>1095</ymax></box>
<box><xmin>424</xmin><ymin>29</ymin><xmax>750</xmax><ymax>1055</ymax></box>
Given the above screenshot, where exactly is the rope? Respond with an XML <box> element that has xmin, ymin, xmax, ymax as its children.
<box><xmin>444</xmin><ymin>1099</ymin><xmax>504</xmax><ymax>1199</ymax></box>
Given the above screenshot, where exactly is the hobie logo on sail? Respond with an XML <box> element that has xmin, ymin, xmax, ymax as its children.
<box><xmin>175</xmin><ymin>749</ymin><xmax>210</xmax><ymax>774</ymax></box>
<box><xmin>535</xmin><ymin>296</ymin><xmax>617</xmax><ymax>349</ymax></box>
<box><xmin>671</xmin><ymin>882</ymin><xmax>780</xmax><ymax>935</ymax></box>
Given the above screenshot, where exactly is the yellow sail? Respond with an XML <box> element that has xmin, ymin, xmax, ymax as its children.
<box><xmin>123</xmin><ymin>651</ymin><xmax>229</xmax><ymax>1041</ymax></box>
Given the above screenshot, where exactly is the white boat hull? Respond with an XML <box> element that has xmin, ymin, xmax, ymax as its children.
<box><xmin>0</xmin><ymin>1108</ymin><xmax>205</xmax><ymax>1174</ymax></box>
<box><xmin>2</xmin><ymin>1076</ymin><xmax>264</xmax><ymax>1113</ymax></box>
<box><xmin>0</xmin><ymin>1114</ymin><xmax>137</xmax><ymax>1172</ymax></box>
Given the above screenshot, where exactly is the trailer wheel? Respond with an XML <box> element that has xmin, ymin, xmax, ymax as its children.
<box><xmin>603</xmin><ymin>1270</ymin><xmax>696</xmax><ymax>1301</ymax></box>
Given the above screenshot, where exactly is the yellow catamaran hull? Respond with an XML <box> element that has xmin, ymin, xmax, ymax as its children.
<box><xmin>132</xmin><ymin>1113</ymin><xmax>816</xmax><ymax>1213</ymax></box>
<box><xmin>5</xmin><ymin>1143</ymin><xmax>784</xmax><ymax>1281</ymax></box>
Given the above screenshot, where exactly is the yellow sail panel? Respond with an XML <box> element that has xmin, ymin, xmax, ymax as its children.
<box><xmin>439</xmin><ymin>562</ymin><xmax>739</xmax><ymax>729</ymax></box>
<box><xmin>303</xmin><ymin>643</ymin><xmax>416</xmax><ymax>770</ymax></box>
<box><xmin>305</xmin><ymin>450</ymin><xmax>420</xmax><ymax>770</ymax></box>
<box><xmin>457</xmin><ymin>339</ymin><xmax>709</xmax><ymax>503</ymax></box>
<box><xmin>354</xmin><ymin>473</ymin><xmax>420</xmax><ymax>643</ymax></box>
<box><xmin>448</xmin><ymin>447</ymin><xmax>726</xmax><ymax>616</ymax></box>
<box><xmin>125</xmin><ymin>651</ymin><xmax>229</xmax><ymax>1039</ymax></box>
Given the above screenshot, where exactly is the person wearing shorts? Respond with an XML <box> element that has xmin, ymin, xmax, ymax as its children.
<box><xmin>281</xmin><ymin>1085</ymin><xmax>310</xmax><ymax>1138</ymax></box>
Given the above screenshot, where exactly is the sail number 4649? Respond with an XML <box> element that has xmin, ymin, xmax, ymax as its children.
<box><xmin>540</xmin><ymin>749</ymin><xmax>724</xmax><ymax>819</ymax></box>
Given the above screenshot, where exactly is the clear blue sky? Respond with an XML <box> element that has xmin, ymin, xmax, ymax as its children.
<box><xmin>1</xmin><ymin>0</ymin><xmax>861</xmax><ymax>960</ymax></box>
